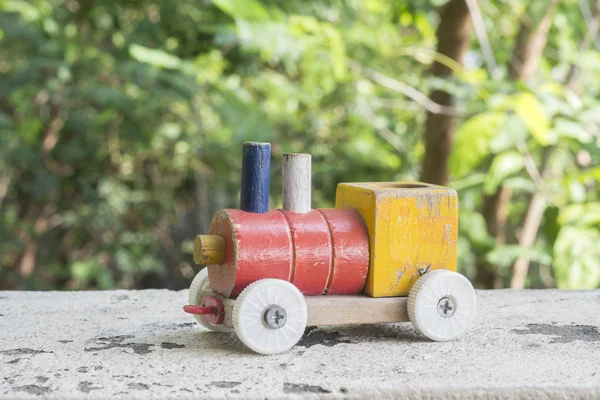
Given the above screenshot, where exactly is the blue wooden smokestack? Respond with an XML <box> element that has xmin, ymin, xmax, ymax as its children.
<box><xmin>240</xmin><ymin>142</ymin><xmax>271</xmax><ymax>213</ymax></box>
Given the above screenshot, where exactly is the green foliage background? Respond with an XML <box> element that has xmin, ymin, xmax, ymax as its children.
<box><xmin>1</xmin><ymin>0</ymin><xmax>599</xmax><ymax>290</ymax></box>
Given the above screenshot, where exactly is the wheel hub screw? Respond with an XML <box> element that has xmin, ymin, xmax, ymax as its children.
<box><xmin>264</xmin><ymin>305</ymin><xmax>287</xmax><ymax>329</ymax></box>
<box><xmin>437</xmin><ymin>297</ymin><xmax>456</xmax><ymax>318</ymax></box>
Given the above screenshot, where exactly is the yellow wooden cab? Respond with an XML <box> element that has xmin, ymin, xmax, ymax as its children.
<box><xmin>335</xmin><ymin>182</ymin><xmax>458</xmax><ymax>298</ymax></box>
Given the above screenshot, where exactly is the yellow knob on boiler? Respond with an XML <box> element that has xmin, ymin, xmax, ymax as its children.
<box><xmin>193</xmin><ymin>235</ymin><xmax>225</xmax><ymax>265</ymax></box>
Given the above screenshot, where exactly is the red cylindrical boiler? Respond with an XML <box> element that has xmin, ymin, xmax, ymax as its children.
<box><xmin>207</xmin><ymin>208</ymin><xmax>369</xmax><ymax>298</ymax></box>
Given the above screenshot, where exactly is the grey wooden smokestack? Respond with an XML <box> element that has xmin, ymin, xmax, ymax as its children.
<box><xmin>282</xmin><ymin>153</ymin><xmax>311</xmax><ymax>213</ymax></box>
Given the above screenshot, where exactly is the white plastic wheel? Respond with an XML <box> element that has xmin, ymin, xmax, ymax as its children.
<box><xmin>233</xmin><ymin>279</ymin><xmax>307</xmax><ymax>355</ymax></box>
<box><xmin>188</xmin><ymin>268</ymin><xmax>233</xmax><ymax>332</ymax></box>
<box><xmin>408</xmin><ymin>269</ymin><xmax>476</xmax><ymax>341</ymax></box>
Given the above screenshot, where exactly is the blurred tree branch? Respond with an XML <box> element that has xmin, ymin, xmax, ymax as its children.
<box><xmin>349</xmin><ymin>60</ymin><xmax>461</xmax><ymax>117</ymax></box>
<box><xmin>508</xmin><ymin>0</ymin><xmax>561</xmax><ymax>80</ymax></box>
<box><xmin>464</xmin><ymin>0</ymin><xmax>499</xmax><ymax>78</ymax></box>
<box><xmin>420</xmin><ymin>0</ymin><xmax>473</xmax><ymax>186</ymax></box>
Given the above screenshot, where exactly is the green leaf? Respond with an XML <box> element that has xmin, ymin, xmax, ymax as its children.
<box><xmin>568</xmin><ymin>180</ymin><xmax>586</xmax><ymax>203</ymax></box>
<box><xmin>554</xmin><ymin>227</ymin><xmax>600</xmax><ymax>289</ymax></box>
<box><xmin>194</xmin><ymin>50</ymin><xmax>226</xmax><ymax>85</ymax></box>
<box><xmin>212</xmin><ymin>0</ymin><xmax>270</xmax><ymax>21</ymax></box>
<box><xmin>450</xmin><ymin>173</ymin><xmax>486</xmax><ymax>192</ymax></box>
<box><xmin>458</xmin><ymin>211</ymin><xmax>494</xmax><ymax>249</ymax></box>
<box><xmin>572</xmin><ymin>166</ymin><xmax>600</xmax><ymax>183</ymax></box>
<box><xmin>579</xmin><ymin>108</ymin><xmax>600</xmax><ymax>125</ymax></box>
<box><xmin>551</xmin><ymin>118</ymin><xmax>593</xmax><ymax>143</ymax></box>
<box><xmin>70</xmin><ymin>258</ymin><xmax>114</xmax><ymax>289</ymax></box>
<box><xmin>484</xmin><ymin>151</ymin><xmax>525</xmax><ymax>194</ymax></box>
<box><xmin>341</xmin><ymin>135</ymin><xmax>401</xmax><ymax>170</ymax></box>
<box><xmin>287</xmin><ymin>16</ymin><xmax>348</xmax><ymax>95</ymax></box>
<box><xmin>486</xmin><ymin>245</ymin><xmax>553</xmax><ymax>269</ymax></box>
<box><xmin>489</xmin><ymin>115</ymin><xmax>528</xmax><ymax>154</ymax></box>
<box><xmin>129</xmin><ymin>44</ymin><xmax>182</xmax><ymax>69</ymax></box>
<box><xmin>449</xmin><ymin>112</ymin><xmax>506</xmax><ymax>178</ymax></box>
<box><xmin>18</xmin><ymin>118</ymin><xmax>43</xmax><ymax>145</ymax></box>
<box><xmin>512</xmin><ymin>93</ymin><xmax>550</xmax><ymax>146</ymax></box>
<box><xmin>558</xmin><ymin>203</ymin><xmax>600</xmax><ymax>228</ymax></box>
<box><xmin>3</xmin><ymin>0</ymin><xmax>41</xmax><ymax>21</ymax></box>
<box><xmin>322</xmin><ymin>25</ymin><xmax>346</xmax><ymax>80</ymax></box>
<box><xmin>235</xmin><ymin>20</ymin><xmax>297</xmax><ymax>62</ymax></box>
<box><xmin>502</xmin><ymin>176</ymin><xmax>536</xmax><ymax>193</ymax></box>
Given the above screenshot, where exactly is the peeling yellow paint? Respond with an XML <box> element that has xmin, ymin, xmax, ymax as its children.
<box><xmin>335</xmin><ymin>182</ymin><xmax>458</xmax><ymax>298</ymax></box>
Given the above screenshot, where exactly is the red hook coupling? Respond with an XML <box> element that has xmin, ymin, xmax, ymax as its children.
<box><xmin>183</xmin><ymin>305</ymin><xmax>216</xmax><ymax>315</ymax></box>
<box><xmin>184</xmin><ymin>295</ymin><xmax>225</xmax><ymax>324</ymax></box>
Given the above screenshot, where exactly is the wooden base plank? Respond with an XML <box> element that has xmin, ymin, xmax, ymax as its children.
<box><xmin>220</xmin><ymin>295</ymin><xmax>409</xmax><ymax>328</ymax></box>
<box><xmin>305</xmin><ymin>295</ymin><xmax>409</xmax><ymax>326</ymax></box>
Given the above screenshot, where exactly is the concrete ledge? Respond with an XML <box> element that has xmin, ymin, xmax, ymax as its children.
<box><xmin>1</xmin><ymin>289</ymin><xmax>599</xmax><ymax>399</ymax></box>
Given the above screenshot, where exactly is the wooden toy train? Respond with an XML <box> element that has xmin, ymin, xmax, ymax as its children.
<box><xmin>184</xmin><ymin>142</ymin><xmax>476</xmax><ymax>354</ymax></box>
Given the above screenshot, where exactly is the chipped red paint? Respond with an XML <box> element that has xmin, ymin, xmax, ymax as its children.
<box><xmin>206</xmin><ymin>208</ymin><xmax>369</xmax><ymax>298</ymax></box>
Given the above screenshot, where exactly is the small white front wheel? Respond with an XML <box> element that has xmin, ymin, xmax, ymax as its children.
<box><xmin>188</xmin><ymin>268</ymin><xmax>233</xmax><ymax>333</ymax></box>
<box><xmin>233</xmin><ymin>279</ymin><xmax>307</xmax><ymax>355</ymax></box>
<box><xmin>408</xmin><ymin>270</ymin><xmax>476</xmax><ymax>341</ymax></box>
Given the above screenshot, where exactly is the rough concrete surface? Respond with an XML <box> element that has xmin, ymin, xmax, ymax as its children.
<box><xmin>1</xmin><ymin>289</ymin><xmax>599</xmax><ymax>399</ymax></box>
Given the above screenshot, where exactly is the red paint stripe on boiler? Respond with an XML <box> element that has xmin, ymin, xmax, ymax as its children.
<box><xmin>281</xmin><ymin>210</ymin><xmax>331</xmax><ymax>295</ymax></box>
<box><xmin>316</xmin><ymin>209</ymin><xmax>369</xmax><ymax>295</ymax></box>
<box><xmin>277</xmin><ymin>210</ymin><xmax>296</xmax><ymax>283</ymax></box>
<box><xmin>315</xmin><ymin>209</ymin><xmax>336</xmax><ymax>295</ymax></box>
